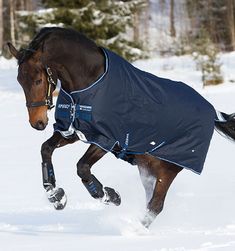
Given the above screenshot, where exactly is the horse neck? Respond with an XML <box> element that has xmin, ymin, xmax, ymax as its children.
<box><xmin>53</xmin><ymin>46</ymin><xmax>105</xmax><ymax>93</ymax></box>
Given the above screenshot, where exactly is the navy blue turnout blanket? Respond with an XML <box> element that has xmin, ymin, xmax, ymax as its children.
<box><xmin>54</xmin><ymin>48</ymin><xmax>216</xmax><ymax>174</ymax></box>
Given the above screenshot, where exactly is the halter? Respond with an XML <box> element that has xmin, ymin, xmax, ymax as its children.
<box><xmin>26</xmin><ymin>66</ymin><xmax>57</xmax><ymax>110</ymax></box>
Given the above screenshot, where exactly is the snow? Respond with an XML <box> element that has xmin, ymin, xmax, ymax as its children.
<box><xmin>134</xmin><ymin>54</ymin><xmax>203</xmax><ymax>89</ymax></box>
<box><xmin>0</xmin><ymin>53</ymin><xmax>235</xmax><ymax>251</ymax></box>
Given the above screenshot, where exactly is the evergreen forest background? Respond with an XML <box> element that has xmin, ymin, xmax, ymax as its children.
<box><xmin>0</xmin><ymin>0</ymin><xmax>235</xmax><ymax>86</ymax></box>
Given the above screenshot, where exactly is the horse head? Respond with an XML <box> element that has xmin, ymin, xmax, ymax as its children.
<box><xmin>7</xmin><ymin>42</ymin><xmax>57</xmax><ymax>130</ymax></box>
<box><xmin>7</xmin><ymin>27</ymin><xmax>105</xmax><ymax>131</ymax></box>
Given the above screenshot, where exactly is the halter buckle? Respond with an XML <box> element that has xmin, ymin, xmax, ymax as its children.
<box><xmin>46</xmin><ymin>67</ymin><xmax>53</xmax><ymax>76</ymax></box>
<box><xmin>45</xmin><ymin>99</ymin><xmax>55</xmax><ymax>110</ymax></box>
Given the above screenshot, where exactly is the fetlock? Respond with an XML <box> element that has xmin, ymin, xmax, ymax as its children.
<box><xmin>82</xmin><ymin>174</ymin><xmax>104</xmax><ymax>199</ymax></box>
<box><xmin>82</xmin><ymin>175</ymin><xmax>121</xmax><ymax>206</ymax></box>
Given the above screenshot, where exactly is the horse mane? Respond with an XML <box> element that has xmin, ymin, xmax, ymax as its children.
<box><xmin>18</xmin><ymin>27</ymin><xmax>98</xmax><ymax>65</ymax></box>
<box><xmin>18</xmin><ymin>27</ymin><xmax>60</xmax><ymax>65</ymax></box>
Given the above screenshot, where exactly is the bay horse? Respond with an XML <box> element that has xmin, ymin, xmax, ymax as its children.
<box><xmin>7</xmin><ymin>27</ymin><xmax>235</xmax><ymax>228</ymax></box>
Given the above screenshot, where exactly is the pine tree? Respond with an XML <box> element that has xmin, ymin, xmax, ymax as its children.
<box><xmin>1</xmin><ymin>0</ymin><xmax>37</xmax><ymax>57</ymax></box>
<box><xmin>192</xmin><ymin>30</ymin><xmax>223</xmax><ymax>86</ymax></box>
<box><xmin>19</xmin><ymin>0</ymin><xmax>147</xmax><ymax>61</ymax></box>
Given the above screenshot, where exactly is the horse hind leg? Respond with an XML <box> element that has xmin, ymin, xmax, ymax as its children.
<box><xmin>136</xmin><ymin>155</ymin><xmax>182</xmax><ymax>228</ymax></box>
<box><xmin>138</xmin><ymin>165</ymin><xmax>156</xmax><ymax>205</ymax></box>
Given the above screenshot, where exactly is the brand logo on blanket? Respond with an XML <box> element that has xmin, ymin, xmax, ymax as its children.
<box><xmin>58</xmin><ymin>104</ymin><xmax>70</xmax><ymax>109</ymax></box>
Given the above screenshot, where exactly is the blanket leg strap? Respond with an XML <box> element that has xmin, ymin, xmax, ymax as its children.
<box><xmin>116</xmin><ymin>133</ymin><xmax>129</xmax><ymax>159</ymax></box>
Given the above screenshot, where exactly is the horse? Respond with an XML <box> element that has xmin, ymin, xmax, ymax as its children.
<box><xmin>7</xmin><ymin>27</ymin><xmax>235</xmax><ymax>228</ymax></box>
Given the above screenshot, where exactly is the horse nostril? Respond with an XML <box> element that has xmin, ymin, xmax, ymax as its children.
<box><xmin>36</xmin><ymin>120</ymin><xmax>46</xmax><ymax>130</ymax></box>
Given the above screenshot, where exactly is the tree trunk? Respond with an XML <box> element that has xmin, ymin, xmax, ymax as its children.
<box><xmin>0</xmin><ymin>0</ymin><xmax>3</xmax><ymax>53</ymax></box>
<box><xmin>9</xmin><ymin>0</ymin><xmax>15</xmax><ymax>45</ymax></box>
<box><xmin>227</xmin><ymin>0</ymin><xmax>235</xmax><ymax>50</ymax></box>
<box><xmin>25</xmin><ymin>0</ymin><xmax>33</xmax><ymax>11</ymax></box>
<box><xmin>19</xmin><ymin>0</ymin><xmax>25</xmax><ymax>10</ymax></box>
<box><xmin>143</xmin><ymin>0</ymin><xmax>149</xmax><ymax>48</ymax></box>
<box><xmin>170</xmin><ymin>0</ymin><xmax>176</xmax><ymax>37</ymax></box>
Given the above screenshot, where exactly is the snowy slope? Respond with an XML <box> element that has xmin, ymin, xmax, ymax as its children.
<box><xmin>0</xmin><ymin>55</ymin><xmax>235</xmax><ymax>251</ymax></box>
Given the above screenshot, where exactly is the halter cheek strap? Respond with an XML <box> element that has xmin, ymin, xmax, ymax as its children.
<box><xmin>26</xmin><ymin>66</ymin><xmax>57</xmax><ymax>110</ymax></box>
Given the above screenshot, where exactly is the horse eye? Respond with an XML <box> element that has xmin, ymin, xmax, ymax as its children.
<box><xmin>35</xmin><ymin>79</ymin><xmax>42</xmax><ymax>85</ymax></box>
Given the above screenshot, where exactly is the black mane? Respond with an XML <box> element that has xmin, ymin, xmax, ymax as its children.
<box><xmin>18</xmin><ymin>27</ymin><xmax>60</xmax><ymax>65</ymax></box>
<box><xmin>18</xmin><ymin>27</ymin><xmax>97</xmax><ymax>65</ymax></box>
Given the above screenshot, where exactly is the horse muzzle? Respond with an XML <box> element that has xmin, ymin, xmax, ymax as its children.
<box><xmin>28</xmin><ymin>106</ymin><xmax>49</xmax><ymax>131</ymax></box>
<box><xmin>31</xmin><ymin>120</ymin><xmax>48</xmax><ymax>130</ymax></box>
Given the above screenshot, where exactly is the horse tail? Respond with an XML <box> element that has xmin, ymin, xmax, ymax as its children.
<box><xmin>215</xmin><ymin>111</ymin><xmax>235</xmax><ymax>141</ymax></box>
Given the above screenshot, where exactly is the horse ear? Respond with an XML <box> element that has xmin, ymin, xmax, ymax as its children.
<box><xmin>7</xmin><ymin>42</ymin><xmax>19</xmax><ymax>59</ymax></box>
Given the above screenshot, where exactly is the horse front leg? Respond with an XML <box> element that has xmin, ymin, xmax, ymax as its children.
<box><xmin>41</xmin><ymin>131</ymin><xmax>79</xmax><ymax>209</ymax></box>
<box><xmin>77</xmin><ymin>144</ymin><xmax>121</xmax><ymax>206</ymax></box>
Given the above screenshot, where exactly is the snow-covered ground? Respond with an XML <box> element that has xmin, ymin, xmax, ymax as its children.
<box><xmin>0</xmin><ymin>54</ymin><xmax>235</xmax><ymax>251</ymax></box>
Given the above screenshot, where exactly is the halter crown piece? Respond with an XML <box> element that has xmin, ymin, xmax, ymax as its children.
<box><xmin>26</xmin><ymin>66</ymin><xmax>57</xmax><ymax>110</ymax></box>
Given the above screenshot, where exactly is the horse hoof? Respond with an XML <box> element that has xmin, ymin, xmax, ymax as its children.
<box><xmin>102</xmin><ymin>187</ymin><xmax>121</xmax><ymax>206</ymax></box>
<box><xmin>53</xmin><ymin>194</ymin><xmax>67</xmax><ymax>210</ymax></box>
<box><xmin>141</xmin><ymin>211</ymin><xmax>157</xmax><ymax>228</ymax></box>
<box><xmin>47</xmin><ymin>187</ymin><xmax>67</xmax><ymax>210</ymax></box>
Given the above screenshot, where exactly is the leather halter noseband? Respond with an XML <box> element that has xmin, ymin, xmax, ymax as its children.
<box><xmin>26</xmin><ymin>67</ymin><xmax>57</xmax><ymax>110</ymax></box>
